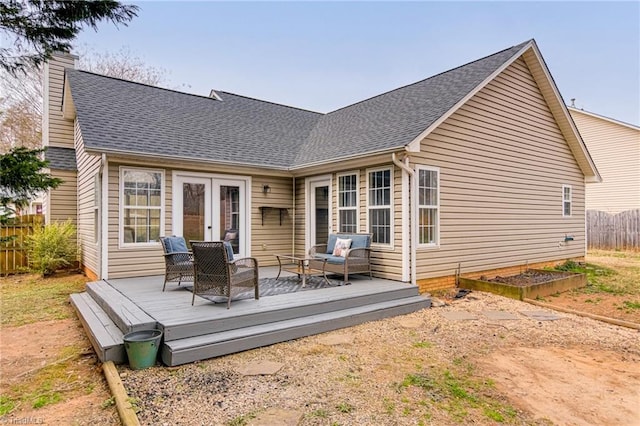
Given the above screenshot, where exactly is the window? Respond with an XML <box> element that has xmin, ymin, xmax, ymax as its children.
<box><xmin>338</xmin><ymin>173</ymin><xmax>358</xmax><ymax>233</ymax></box>
<box><xmin>367</xmin><ymin>168</ymin><xmax>392</xmax><ymax>245</ymax></box>
<box><xmin>562</xmin><ymin>185</ymin><xmax>572</xmax><ymax>217</ymax></box>
<box><xmin>418</xmin><ymin>166</ymin><xmax>439</xmax><ymax>246</ymax></box>
<box><xmin>121</xmin><ymin>168</ymin><xmax>163</xmax><ymax>245</ymax></box>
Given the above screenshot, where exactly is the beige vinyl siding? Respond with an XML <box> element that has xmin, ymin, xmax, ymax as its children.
<box><xmin>43</xmin><ymin>54</ymin><xmax>75</xmax><ymax>149</ymax></box>
<box><xmin>413</xmin><ymin>57</ymin><xmax>585</xmax><ymax>280</ymax></box>
<box><xmin>570</xmin><ymin>110</ymin><xmax>640</xmax><ymax>213</ymax></box>
<box><xmin>251</xmin><ymin>176</ymin><xmax>294</xmax><ymax>266</ymax></box>
<box><xmin>106</xmin><ymin>161</ymin><xmax>294</xmax><ymax>278</ymax></box>
<box><xmin>48</xmin><ymin>169</ymin><xmax>77</xmax><ymax>223</ymax></box>
<box><xmin>75</xmin><ymin>121</ymin><xmax>101</xmax><ymax>276</ymax></box>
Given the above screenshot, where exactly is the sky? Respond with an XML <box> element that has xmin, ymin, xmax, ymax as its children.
<box><xmin>74</xmin><ymin>1</ymin><xmax>640</xmax><ymax>126</ymax></box>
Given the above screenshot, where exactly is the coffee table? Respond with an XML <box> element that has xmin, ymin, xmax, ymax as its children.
<box><xmin>275</xmin><ymin>254</ymin><xmax>329</xmax><ymax>287</ymax></box>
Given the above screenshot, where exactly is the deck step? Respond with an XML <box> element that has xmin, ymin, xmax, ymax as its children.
<box><xmin>87</xmin><ymin>280</ymin><xmax>156</xmax><ymax>334</ymax></box>
<box><xmin>70</xmin><ymin>292</ymin><xmax>126</xmax><ymax>364</ymax></box>
<box><xmin>162</xmin><ymin>285</ymin><xmax>421</xmax><ymax>341</ymax></box>
<box><xmin>162</xmin><ymin>295</ymin><xmax>430</xmax><ymax>366</ymax></box>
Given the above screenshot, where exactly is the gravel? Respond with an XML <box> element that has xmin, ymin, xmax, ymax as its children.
<box><xmin>119</xmin><ymin>291</ymin><xmax>640</xmax><ymax>425</ymax></box>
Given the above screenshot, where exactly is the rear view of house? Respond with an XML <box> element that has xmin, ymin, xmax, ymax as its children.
<box><xmin>42</xmin><ymin>39</ymin><xmax>600</xmax><ymax>291</ymax></box>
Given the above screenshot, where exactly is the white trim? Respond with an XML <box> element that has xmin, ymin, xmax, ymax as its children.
<box><xmin>209</xmin><ymin>89</ymin><xmax>223</xmax><ymax>101</ymax></box>
<box><xmin>366</xmin><ymin>166</ymin><xmax>394</xmax><ymax>248</ymax></box>
<box><xmin>406</xmin><ymin>41</ymin><xmax>534</xmax><ymax>153</ymax></box>
<box><xmin>400</xmin><ymin>166</ymin><xmax>410</xmax><ymax>282</ymax></box>
<box><xmin>562</xmin><ymin>184</ymin><xmax>572</xmax><ymax>218</ymax></box>
<box><xmin>336</xmin><ymin>171</ymin><xmax>359</xmax><ymax>233</ymax></box>
<box><xmin>305</xmin><ymin>174</ymin><xmax>332</xmax><ymax>253</ymax></box>
<box><xmin>119</xmin><ymin>166</ymin><xmax>165</xmax><ymax>249</ymax></box>
<box><xmin>171</xmin><ymin>170</ymin><xmax>252</xmax><ymax>257</ymax></box>
<box><xmin>568</xmin><ymin>106</ymin><xmax>640</xmax><ymax>131</ymax></box>
<box><xmin>100</xmin><ymin>155</ymin><xmax>109</xmax><ymax>279</ymax></box>
<box><xmin>416</xmin><ymin>165</ymin><xmax>441</xmax><ymax>248</ymax></box>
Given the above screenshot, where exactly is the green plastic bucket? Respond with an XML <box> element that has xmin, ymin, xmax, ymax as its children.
<box><xmin>123</xmin><ymin>329</ymin><xmax>163</xmax><ymax>370</ymax></box>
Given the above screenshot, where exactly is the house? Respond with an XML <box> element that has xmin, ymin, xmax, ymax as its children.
<box><xmin>42</xmin><ymin>39</ymin><xmax>600</xmax><ymax>293</ymax></box>
<box><xmin>568</xmin><ymin>107</ymin><xmax>639</xmax><ymax>250</ymax></box>
<box><xmin>568</xmin><ymin>107</ymin><xmax>639</xmax><ymax>214</ymax></box>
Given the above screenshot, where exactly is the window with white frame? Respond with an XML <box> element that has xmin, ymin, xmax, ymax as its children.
<box><xmin>418</xmin><ymin>166</ymin><xmax>439</xmax><ymax>245</ymax></box>
<box><xmin>562</xmin><ymin>185</ymin><xmax>572</xmax><ymax>217</ymax></box>
<box><xmin>368</xmin><ymin>168</ymin><xmax>392</xmax><ymax>245</ymax></box>
<box><xmin>338</xmin><ymin>173</ymin><xmax>358</xmax><ymax>233</ymax></box>
<box><xmin>121</xmin><ymin>168</ymin><xmax>163</xmax><ymax>245</ymax></box>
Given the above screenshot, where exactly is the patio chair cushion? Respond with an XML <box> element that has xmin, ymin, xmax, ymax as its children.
<box><xmin>224</xmin><ymin>241</ymin><xmax>235</xmax><ymax>261</ymax></box>
<box><xmin>313</xmin><ymin>253</ymin><xmax>346</xmax><ymax>265</ymax></box>
<box><xmin>326</xmin><ymin>233</ymin><xmax>370</xmax><ymax>253</ymax></box>
<box><xmin>164</xmin><ymin>236</ymin><xmax>188</xmax><ymax>253</ymax></box>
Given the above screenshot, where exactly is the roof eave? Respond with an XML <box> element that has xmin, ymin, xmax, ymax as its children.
<box><xmin>568</xmin><ymin>107</ymin><xmax>640</xmax><ymax>131</ymax></box>
<box><xmin>84</xmin><ymin>146</ymin><xmax>292</xmax><ymax>173</ymax></box>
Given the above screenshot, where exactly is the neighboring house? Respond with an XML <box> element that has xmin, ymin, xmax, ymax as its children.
<box><xmin>568</xmin><ymin>107</ymin><xmax>640</xmax><ymax>214</ymax></box>
<box><xmin>42</xmin><ymin>39</ymin><xmax>600</xmax><ymax>292</ymax></box>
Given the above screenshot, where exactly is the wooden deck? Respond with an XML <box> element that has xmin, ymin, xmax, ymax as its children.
<box><xmin>71</xmin><ymin>267</ymin><xmax>431</xmax><ymax>366</ymax></box>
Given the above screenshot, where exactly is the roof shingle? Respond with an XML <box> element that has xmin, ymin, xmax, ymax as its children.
<box><xmin>66</xmin><ymin>41</ymin><xmax>530</xmax><ymax>169</ymax></box>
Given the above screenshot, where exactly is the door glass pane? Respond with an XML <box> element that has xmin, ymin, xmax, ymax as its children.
<box><xmin>315</xmin><ymin>186</ymin><xmax>329</xmax><ymax>245</ymax></box>
<box><xmin>220</xmin><ymin>185</ymin><xmax>240</xmax><ymax>254</ymax></box>
<box><xmin>183</xmin><ymin>183</ymin><xmax>205</xmax><ymax>247</ymax></box>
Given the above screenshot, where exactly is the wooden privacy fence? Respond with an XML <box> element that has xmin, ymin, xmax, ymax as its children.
<box><xmin>587</xmin><ymin>209</ymin><xmax>640</xmax><ymax>251</ymax></box>
<box><xmin>1</xmin><ymin>214</ymin><xmax>43</xmax><ymax>275</ymax></box>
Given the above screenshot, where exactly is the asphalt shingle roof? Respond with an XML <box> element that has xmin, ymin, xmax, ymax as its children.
<box><xmin>66</xmin><ymin>40</ymin><xmax>530</xmax><ymax>169</ymax></box>
<box><xmin>45</xmin><ymin>146</ymin><xmax>77</xmax><ymax>170</ymax></box>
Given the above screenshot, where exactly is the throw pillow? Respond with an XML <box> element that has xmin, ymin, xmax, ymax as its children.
<box><xmin>332</xmin><ymin>238</ymin><xmax>352</xmax><ymax>257</ymax></box>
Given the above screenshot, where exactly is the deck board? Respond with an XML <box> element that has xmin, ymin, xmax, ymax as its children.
<box><xmin>74</xmin><ymin>268</ymin><xmax>430</xmax><ymax>366</ymax></box>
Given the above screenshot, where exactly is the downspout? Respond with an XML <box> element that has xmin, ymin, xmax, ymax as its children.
<box><xmin>391</xmin><ymin>152</ymin><xmax>416</xmax><ymax>286</ymax></box>
<box><xmin>100</xmin><ymin>154</ymin><xmax>109</xmax><ymax>280</ymax></box>
<box><xmin>292</xmin><ymin>176</ymin><xmax>296</xmax><ymax>256</ymax></box>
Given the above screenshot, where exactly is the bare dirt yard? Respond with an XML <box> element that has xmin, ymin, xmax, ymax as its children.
<box><xmin>547</xmin><ymin>250</ymin><xmax>640</xmax><ymax>324</ymax></box>
<box><xmin>0</xmin><ymin>272</ymin><xmax>118</xmax><ymax>425</ymax></box>
<box><xmin>1</xmin><ymin>250</ymin><xmax>638</xmax><ymax>425</ymax></box>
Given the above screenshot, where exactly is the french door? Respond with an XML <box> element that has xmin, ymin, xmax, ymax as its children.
<box><xmin>173</xmin><ymin>173</ymin><xmax>248</xmax><ymax>257</ymax></box>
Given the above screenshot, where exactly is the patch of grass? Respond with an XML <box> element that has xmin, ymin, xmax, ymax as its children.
<box><xmin>383</xmin><ymin>398</ymin><xmax>395</xmax><ymax>414</ymax></box>
<box><xmin>554</xmin><ymin>260</ymin><xmax>630</xmax><ymax>295</ymax></box>
<box><xmin>101</xmin><ymin>396</ymin><xmax>115</xmax><ymax>409</ymax></box>
<box><xmin>396</xmin><ymin>364</ymin><xmax>519</xmax><ymax>423</ymax></box>
<box><xmin>0</xmin><ymin>273</ymin><xmax>88</xmax><ymax>326</ymax></box>
<box><xmin>0</xmin><ymin>395</ymin><xmax>15</xmax><ymax>415</ymax></box>
<box><xmin>623</xmin><ymin>300</ymin><xmax>640</xmax><ymax>310</ymax></box>
<box><xmin>412</xmin><ymin>341</ymin><xmax>433</xmax><ymax>349</ymax></box>
<box><xmin>336</xmin><ymin>402</ymin><xmax>354</xmax><ymax>413</ymax></box>
<box><xmin>226</xmin><ymin>412</ymin><xmax>256</xmax><ymax>426</ymax></box>
<box><xmin>310</xmin><ymin>408</ymin><xmax>329</xmax><ymax>418</ymax></box>
<box><xmin>6</xmin><ymin>344</ymin><xmax>94</xmax><ymax>413</ymax></box>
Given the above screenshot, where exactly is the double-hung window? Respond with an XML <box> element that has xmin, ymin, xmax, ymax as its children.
<box><xmin>417</xmin><ymin>166</ymin><xmax>439</xmax><ymax>246</ymax></box>
<box><xmin>121</xmin><ymin>168</ymin><xmax>163</xmax><ymax>245</ymax></box>
<box><xmin>562</xmin><ymin>185</ymin><xmax>572</xmax><ymax>217</ymax></box>
<box><xmin>338</xmin><ymin>173</ymin><xmax>358</xmax><ymax>233</ymax></box>
<box><xmin>367</xmin><ymin>168</ymin><xmax>392</xmax><ymax>245</ymax></box>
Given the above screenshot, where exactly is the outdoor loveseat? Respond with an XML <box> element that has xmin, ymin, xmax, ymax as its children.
<box><xmin>309</xmin><ymin>232</ymin><xmax>372</xmax><ymax>284</ymax></box>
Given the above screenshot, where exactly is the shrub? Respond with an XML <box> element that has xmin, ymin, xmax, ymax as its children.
<box><xmin>26</xmin><ymin>220</ymin><xmax>77</xmax><ymax>277</ymax></box>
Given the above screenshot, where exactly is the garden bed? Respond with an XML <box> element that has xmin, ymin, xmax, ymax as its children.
<box><xmin>459</xmin><ymin>269</ymin><xmax>586</xmax><ymax>300</ymax></box>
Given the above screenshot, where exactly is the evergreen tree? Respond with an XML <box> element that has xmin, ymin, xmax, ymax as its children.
<box><xmin>1</xmin><ymin>147</ymin><xmax>61</xmax><ymax>226</ymax></box>
<box><xmin>0</xmin><ymin>0</ymin><xmax>139</xmax><ymax>75</ymax></box>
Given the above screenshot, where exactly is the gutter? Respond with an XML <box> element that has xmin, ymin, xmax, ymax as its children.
<box><xmin>391</xmin><ymin>152</ymin><xmax>416</xmax><ymax>286</ymax></box>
